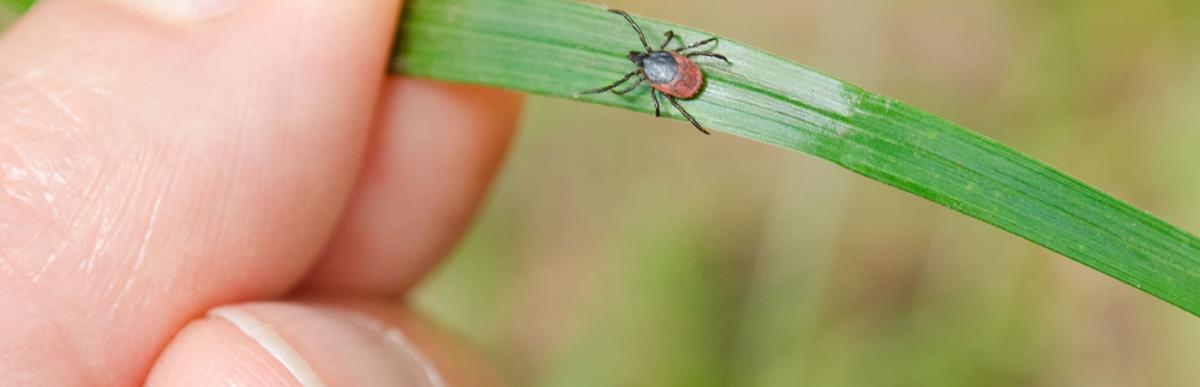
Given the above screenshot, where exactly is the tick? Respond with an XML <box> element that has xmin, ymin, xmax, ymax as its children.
<box><xmin>577</xmin><ymin>9</ymin><xmax>731</xmax><ymax>135</ymax></box>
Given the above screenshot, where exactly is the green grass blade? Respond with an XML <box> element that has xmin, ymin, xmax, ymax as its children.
<box><xmin>394</xmin><ymin>0</ymin><xmax>1200</xmax><ymax>315</ymax></box>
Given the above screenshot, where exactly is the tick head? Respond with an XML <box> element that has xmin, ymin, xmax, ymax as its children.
<box><xmin>627</xmin><ymin>51</ymin><xmax>648</xmax><ymax>64</ymax></box>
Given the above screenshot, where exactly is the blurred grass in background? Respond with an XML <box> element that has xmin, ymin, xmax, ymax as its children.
<box><xmin>4</xmin><ymin>0</ymin><xmax>1199</xmax><ymax>386</ymax></box>
<box><xmin>412</xmin><ymin>1</ymin><xmax>1200</xmax><ymax>386</ymax></box>
<box><xmin>0</xmin><ymin>5</ymin><xmax>16</xmax><ymax>27</ymax></box>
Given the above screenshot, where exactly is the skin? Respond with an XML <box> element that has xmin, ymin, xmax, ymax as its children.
<box><xmin>1</xmin><ymin>0</ymin><xmax>518</xmax><ymax>385</ymax></box>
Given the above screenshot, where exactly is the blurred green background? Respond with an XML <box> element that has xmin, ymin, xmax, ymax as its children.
<box><xmin>412</xmin><ymin>1</ymin><xmax>1200</xmax><ymax>386</ymax></box>
<box><xmin>6</xmin><ymin>0</ymin><xmax>1200</xmax><ymax>386</ymax></box>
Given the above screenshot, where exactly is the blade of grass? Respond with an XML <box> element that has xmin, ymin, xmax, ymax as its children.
<box><xmin>394</xmin><ymin>0</ymin><xmax>1200</xmax><ymax>315</ymax></box>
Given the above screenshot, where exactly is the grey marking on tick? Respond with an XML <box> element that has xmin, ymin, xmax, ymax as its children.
<box><xmin>641</xmin><ymin>52</ymin><xmax>678</xmax><ymax>84</ymax></box>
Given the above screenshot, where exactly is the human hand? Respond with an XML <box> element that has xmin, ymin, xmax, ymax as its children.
<box><xmin>1</xmin><ymin>1</ymin><xmax>520</xmax><ymax>385</ymax></box>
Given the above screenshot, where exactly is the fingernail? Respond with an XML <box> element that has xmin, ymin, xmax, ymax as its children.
<box><xmin>209</xmin><ymin>303</ymin><xmax>445</xmax><ymax>387</ymax></box>
<box><xmin>110</xmin><ymin>0</ymin><xmax>242</xmax><ymax>22</ymax></box>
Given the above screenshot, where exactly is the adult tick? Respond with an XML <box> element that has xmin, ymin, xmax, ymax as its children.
<box><xmin>578</xmin><ymin>9</ymin><xmax>730</xmax><ymax>135</ymax></box>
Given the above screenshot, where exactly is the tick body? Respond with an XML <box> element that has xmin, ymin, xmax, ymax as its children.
<box><xmin>642</xmin><ymin>51</ymin><xmax>703</xmax><ymax>98</ymax></box>
<box><xmin>578</xmin><ymin>9</ymin><xmax>731</xmax><ymax>135</ymax></box>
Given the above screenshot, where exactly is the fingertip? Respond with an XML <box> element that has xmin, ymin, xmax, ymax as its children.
<box><xmin>305</xmin><ymin>77</ymin><xmax>523</xmax><ymax>295</ymax></box>
<box><xmin>145</xmin><ymin>316</ymin><xmax>302</xmax><ymax>386</ymax></box>
<box><xmin>147</xmin><ymin>302</ymin><xmax>498</xmax><ymax>387</ymax></box>
<box><xmin>0</xmin><ymin>0</ymin><xmax>404</xmax><ymax>384</ymax></box>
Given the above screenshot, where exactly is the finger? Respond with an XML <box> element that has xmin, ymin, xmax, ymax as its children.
<box><xmin>302</xmin><ymin>77</ymin><xmax>522</xmax><ymax>295</ymax></box>
<box><xmin>145</xmin><ymin>301</ymin><xmax>504</xmax><ymax>387</ymax></box>
<box><xmin>0</xmin><ymin>0</ymin><xmax>399</xmax><ymax>384</ymax></box>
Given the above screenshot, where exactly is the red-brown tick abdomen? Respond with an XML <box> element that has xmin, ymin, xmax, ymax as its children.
<box><xmin>651</xmin><ymin>52</ymin><xmax>703</xmax><ymax>99</ymax></box>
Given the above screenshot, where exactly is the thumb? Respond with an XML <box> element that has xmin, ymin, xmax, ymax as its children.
<box><xmin>0</xmin><ymin>0</ymin><xmax>398</xmax><ymax>385</ymax></box>
<box><xmin>145</xmin><ymin>302</ymin><xmax>504</xmax><ymax>387</ymax></box>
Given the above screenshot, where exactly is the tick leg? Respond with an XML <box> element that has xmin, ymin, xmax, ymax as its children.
<box><xmin>609</xmin><ymin>9</ymin><xmax>653</xmax><ymax>52</ymax></box>
<box><xmin>676</xmin><ymin>37</ymin><xmax>718</xmax><ymax>53</ymax></box>
<box><xmin>668</xmin><ymin>96</ymin><xmax>710</xmax><ymax>135</ymax></box>
<box><xmin>652</xmin><ymin>90</ymin><xmax>662</xmax><ymax>117</ymax></box>
<box><xmin>660</xmin><ymin>31</ymin><xmax>683</xmax><ymax>51</ymax></box>
<box><xmin>576</xmin><ymin>70</ymin><xmax>640</xmax><ymax>96</ymax></box>
<box><xmin>686</xmin><ymin>52</ymin><xmax>732</xmax><ymax>64</ymax></box>
<box><xmin>613</xmin><ymin>75</ymin><xmax>646</xmax><ymax>95</ymax></box>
